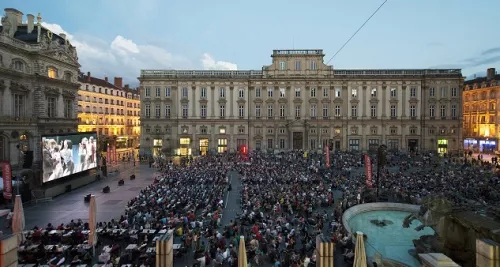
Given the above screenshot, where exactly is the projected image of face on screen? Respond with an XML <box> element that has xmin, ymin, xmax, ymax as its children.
<box><xmin>41</xmin><ymin>132</ymin><xmax>97</xmax><ymax>183</ymax></box>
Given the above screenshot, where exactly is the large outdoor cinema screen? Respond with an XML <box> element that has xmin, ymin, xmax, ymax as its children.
<box><xmin>41</xmin><ymin>132</ymin><xmax>97</xmax><ymax>183</ymax></box>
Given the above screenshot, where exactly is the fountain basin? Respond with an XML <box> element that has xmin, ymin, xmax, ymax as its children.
<box><xmin>342</xmin><ymin>203</ymin><xmax>435</xmax><ymax>267</ymax></box>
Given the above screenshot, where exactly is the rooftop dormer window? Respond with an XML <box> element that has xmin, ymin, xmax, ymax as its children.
<box><xmin>48</xmin><ymin>67</ymin><xmax>57</xmax><ymax>79</ymax></box>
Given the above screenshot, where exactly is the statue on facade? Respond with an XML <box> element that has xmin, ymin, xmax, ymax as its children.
<box><xmin>39</xmin><ymin>34</ymin><xmax>49</xmax><ymax>49</ymax></box>
<box><xmin>1</xmin><ymin>16</ymin><xmax>13</xmax><ymax>36</ymax></box>
<box><xmin>49</xmin><ymin>39</ymin><xmax>60</xmax><ymax>49</ymax></box>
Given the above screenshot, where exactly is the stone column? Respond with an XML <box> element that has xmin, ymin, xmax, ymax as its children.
<box><xmin>58</xmin><ymin>91</ymin><xmax>64</xmax><ymax>118</ymax></box>
<box><xmin>229</xmin><ymin>86</ymin><xmax>234</xmax><ymax>118</ymax></box>
<box><xmin>381</xmin><ymin>86</ymin><xmax>387</xmax><ymax>118</ymax></box>
<box><xmin>305</xmin><ymin>86</ymin><xmax>310</xmax><ymax>118</ymax></box>
<box><xmin>401</xmin><ymin>86</ymin><xmax>407</xmax><ymax>118</ymax></box>
<box><xmin>170</xmin><ymin>87</ymin><xmax>176</xmax><ymax>118</ymax></box>
<box><xmin>362</xmin><ymin>86</ymin><xmax>367</xmax><ymax>118</ymax></box>
<box><xmin>210</xmin><ymin>87</ymin><xmax>215</xmax><ymax>118</ymax></box>
<box><xmin>191</xmin><ymin>86</ymin><xmax>196</xmax><ymax>118</ymax></box>
<box><xmin>210</xmin><ymin>124</ymin><xmax>216</xmax><ymax>152</ymax></box>
<box><xmin>2</xmin><ymin>81</ymin><xmax>12</xmax><ymax>116</ymax></box>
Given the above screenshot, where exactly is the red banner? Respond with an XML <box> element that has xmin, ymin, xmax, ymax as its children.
<box><xmin>1</xmin><ymin>161</ymin><xmax>13</xmax><ymax>200</ymax></box>
<box><xmin>325</xmin><ymin>145</ymin><xmax>330</xmax><ymax>168</ymax></box>
<box><xmin>364</xmin><ymin>154</ymin><xmax>373</xmax><ymax>188</ymax></box>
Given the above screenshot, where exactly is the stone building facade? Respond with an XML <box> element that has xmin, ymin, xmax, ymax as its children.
<box><xmin>139</xmin><ymin>49</ymin><xmax>463</xmax><ymax>156</ymax></box>
<box><xmin>0</xmin><ymin>8</ymin><xmax>80</xmax><ymax>167</ymax></box>
<box><xmin>77</xmin><ymin>72</ymin><xmax>141</xmax><ymax>160</ymax></box>
<box><xmin>462</xmin><ymin>68</ymin><xmax>500</xmax><ymax>153</ymax></box>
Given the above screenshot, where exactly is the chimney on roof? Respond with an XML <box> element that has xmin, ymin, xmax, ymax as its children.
<box><xmin>104</xmin><ymin>77</ymin><xmax>108</xmax><ymax>82</ymax></box>
<box><xmin>87</xmin><ymin>72</ymin><xmax>91</xmax><ymax>82</ymax></box>
<box><xmin>114</xmin><ymin>77</ymin><xmax>123</xmax><ymax>88</ymax></box>
<box><xmin>5</xmin><ymin>8</ymin><xmax>23</xmax><ymax>25</ymax></box>
<box><xmin>26</xmin><ymin>14</ymin><xmax>34</xmax><ymax>34</ymax></box>
<box><xmin>487</xmin><ymin>68</ymin><xmax>496</xmax><ymax>80</ymax></box>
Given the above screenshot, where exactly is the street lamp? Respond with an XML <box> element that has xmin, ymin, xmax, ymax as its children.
<box><xmin>376</xmin><ymin>144</ymin><xmax>387</xmax><ymax>202</ymax></box>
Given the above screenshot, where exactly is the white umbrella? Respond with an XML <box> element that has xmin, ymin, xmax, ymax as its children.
<box><xmin>88</xmin><ymin>195</ymin><xmax>98</xmax><ymax>256</ymax></box>
<box><xmin>11</xmin><ymin>195</ymin><xmax>25</xmax><ymax>245</ymax></box>
<box><xmin>238</xmin><ymin>236</ymin><xmax>248</xmax><ymax>267</ymax></box>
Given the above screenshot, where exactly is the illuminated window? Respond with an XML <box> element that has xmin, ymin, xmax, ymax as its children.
<box><xmin>179</xmin><ymin>138</ymin><xmax>190</xmax><ymax>145</ymax></box>
<box><xmin>217</xmin><ymin>138</ymin><xmax>228</xmax><ymax>153</ymax></box>
<box><xmin>437</xmin><ymin>139</ymin><xmax>448</xmax><ymax>145</ymax></box>
<box><xmin>219</xmin><ymin>128</ymin><xmax>226</xmax><ymax>134</ymax></box>
<box><xmin>153</xmin><ymin>139</ymin><xmax>163</xmax><ymax>146</ymax></box>
<box><xmin>48</xmin><ymin>67</ymin><xmax>57</xmax><ymax>78</ymax></box>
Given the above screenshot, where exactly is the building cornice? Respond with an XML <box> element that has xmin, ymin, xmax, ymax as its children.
<box><xmin>139</xmin><ymin>69</ymin><xmax>463</xmax><ymax>80</ymax></box>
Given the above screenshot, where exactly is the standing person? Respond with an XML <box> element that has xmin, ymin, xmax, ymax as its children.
<box><xmin>61</xmin><ymin>139</ymin><xmax>74</xmax><ymax>176</ymax></box>
<box><xmin>88</xmin><ymin>136</ymin><xmax>97</xmax><ymax>169</ymax></box>
<box><xmin>42</xmin><ymin>139</ymin><xmax>54</xmax><ymax>182</ymax></box>
<box><xmin>49</xmin><ymin>145</ymin><xmax>63</xmax><ymax>181</ymax></box>
<box><xmin>79</xmin><ymin>138</ymin><xmax>88</xmax><ymax>172</ymax></box>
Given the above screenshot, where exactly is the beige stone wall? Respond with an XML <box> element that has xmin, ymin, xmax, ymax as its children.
<box><xmin>139</xmin><ymin>53</ymin><xmax>463</xmax><ymax>155</ymax></box>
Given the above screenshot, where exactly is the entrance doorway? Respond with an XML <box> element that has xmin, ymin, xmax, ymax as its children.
<box><xmin>179</xmin><ymin>138</ymin><xmax>191</xmax><ymax>156</ymax></box>
<box><xmin>408</xmin><ymin>139</ymin><xmax>418</xmax><ymax>152</ymax></box>
<box><xmin>199</xmin><ymin>139</ymin><xmax>209</xmax><ymax>156</ymax></box>
<box><xmin>293</xmin><ymin>132</ymin><xmax>303</xmax><ymax>150</ymax></box>
<box><xmin>335</xmin><ymin>140</ymin><xmax>341</xmax><ymax>151</ymax></box>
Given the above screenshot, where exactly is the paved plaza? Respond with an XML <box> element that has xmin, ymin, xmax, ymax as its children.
<box><xmin>23</xmin><ymin>163</ymin><xmax>157</xmax><ymax>229</ymax></box>
<box><xmin>8</xmin><ymin>162</ymin><xmax>351</xmax><ymax>266</ymax></box>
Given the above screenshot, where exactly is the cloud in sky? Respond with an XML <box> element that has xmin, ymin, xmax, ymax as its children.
<box><xmin>431</xmin><ymin>46</ymin><xmax>500</xmax><ymax>70</ymax></box>
<box><xmin>201</xmin><ymin>53</ymin><xmax>238</xmax><ymax>70</ymax></box>
<box><xmin>40</xmin><ymin>22</ymin><xmax>237</xmax><ymax>86</ymax></box>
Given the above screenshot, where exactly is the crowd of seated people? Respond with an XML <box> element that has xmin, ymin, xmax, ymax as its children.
<box><xmin>16</xmin><ymin>149</ymin><xmax>500</xmax><ymax>266</ymax></box>
<box><xmin>18</xmin><ymin>154</ymin><xmax>232</xmax><ymax>266</ymax></box>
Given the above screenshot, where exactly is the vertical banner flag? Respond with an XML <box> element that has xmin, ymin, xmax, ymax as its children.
<box><xmin>1</xmin><ymin>161</ymin><xmax>13</xmax><ymax>200</ymax></box>
<box><xmin>364</xmin><ymin>154</ymin><xmax>373</xmax><ymax>188</ymax></box>
<box><xmin>325</xmin><ymin>145</ymin><xmax>330</xmax><ymax>168</ymax></box>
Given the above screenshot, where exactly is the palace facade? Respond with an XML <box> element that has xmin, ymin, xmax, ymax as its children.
<box><xmin>77</xmin><ymin>72</ymin><xmax>141</xmax><ymax>160</ymax></box>
<box><xmin>463</xmin><ymin>68</ymin><xmax>500</xmax><ymax>153</ymax></box>
<box><xmin>0</xmin><ymin>8</ymin><xmax>80</xmax><ymax>167</ymax></box>
<box><xmin>139</xmin><ymin>49</ymin><xmax>463</xmax><ymax>156</ymax></box>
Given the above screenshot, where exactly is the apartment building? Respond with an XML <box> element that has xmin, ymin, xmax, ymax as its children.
<box><xmin>138</xmin><ymin>49</ymin><xmax>463</xmax><ymax>156</ymax></box>
<box><xmin>463</xmin><ymin>68</ymin><xmax>500</xmax><ymax>153</ymax></box>
<box><xmin>77</xmin><ymin>72</ymin><xmax>141</xmax><ymax>160</ymax></box>
<box><xmin>0</xmin><ymin>9</ymin><xmax>80</xmax><ymax>166</ymax></box>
